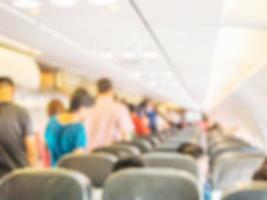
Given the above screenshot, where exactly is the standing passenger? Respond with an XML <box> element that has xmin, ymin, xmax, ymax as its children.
<box><xmin>88</xmin><ymin>78</ymin><xmax>134</xmax><ymax>151</ymax></box>
<box><xmin>41</xmin><ymin>99</ymin><xmax>65</xmax><ymax>167</ymax></box>
<box><xmin>45</xmin><ymin>88</ymin><xmax>93</xmax><ymax>166</ymax></box>
<box><xmin>0</xmin><ymin>77</ymin><xmax>38</xmax><ymax>177</ymax></box>
<box><xmin>140</xmin><ymin>99</ymin><xmax>158</xmax><ymax>134</ymax></box>
<box><xmin>47</xmin><ymin>99</ymin><xmax>65</xmax><ymax>117</ymax></box>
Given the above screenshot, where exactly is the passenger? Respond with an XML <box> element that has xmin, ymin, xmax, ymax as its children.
<box><xmin>128</xmin><ymin>104</ymin><xmax>150</xmax><ymax>137</ymax></box>
<box><xmin>155</xmin><ymin>111</ymin><xmax>171</xmax><ymax>132</ymax></box>
<box><xmin>177</xmin><ymin>143</ymin><xmax>204</xmax><ymax>159</ymax></box>
<box><xmin>88</xmin><ymin>78</ymin><xmax>134</xmax><ymax>151</ymax></box>
<box><xmin>0</xmin><ymin>77</ymin><xmax>38</xmax><ymax>177</ymax></box>
<box><xmin>253</xmin><ymin>167</ymin><xmax>267</xmax><ymax>181</ymax></box>
<box><xmin>164</xmin><ymin>107</ymin><xmax>182</xmax><ymax>128</ymax></box>
<box><xmin>112</xmin><ymin>157</ymin><xmax>144</xmax><ymax>172</ymax></box>
<box><xmin>47</xmin><ymin>99</ymin><xmax>65</xmax><ymax>117</ymax></box>
<box><xmin>140</xmin><ymin>99</ymin><xmax>158</xmax><ymax>134</ymax></box>
<box><xmin>45</xmin><ymin>88</ymin><xmax>93</xmax><ymax>166</ymax></box>
<box><xmin>198</xmin><ymin>114</ymin><xmax>211</xmax><ymax>133</ymax></box>
<box><xmin>177</xmin><ymin>108</ymin><xmax>187</xmax><ymax>129</ymax></box>
<box><xmin>177</xmin><ymin>142</ymin><xmax>211</xmax><ymax>200</ymax></box>
<box><xmin>253</xmin><ymin>159</ymin><xmax>267</xmax><ymax>181</ymax></box>
<box><xmin>41</xmin><ymin>99</ymin><xmax>65</xmax><ymax>167</ymax></box>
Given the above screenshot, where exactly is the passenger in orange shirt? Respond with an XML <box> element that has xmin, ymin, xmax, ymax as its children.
<box><xmin>128</xmin><ymin>104</ymin><xmax>150</xmax><ymax>137</ymax></box>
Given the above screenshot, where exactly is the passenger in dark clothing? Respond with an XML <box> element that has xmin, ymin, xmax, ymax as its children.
<box><xmin>112</xmin><ymin>157</ymin><xmax>144</xmax><ymax>172</ymax></box>
<box><xmin>0</xmin><ymin>77</ymin><xmax>38</xmax><ymax>177</ymax></box>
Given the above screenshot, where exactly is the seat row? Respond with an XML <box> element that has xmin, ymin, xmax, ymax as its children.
<box><xmin>1</xmin><ymin>167</ymin><xmax>267</xmax><ymax>200</ymax></box>
<box><xmin>1</xmin><ymin>127</ymin><xmax>266</xmax><ymax>199</ymax></box>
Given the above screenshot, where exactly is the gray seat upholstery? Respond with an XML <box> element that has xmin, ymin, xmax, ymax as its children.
<box><xmin>222</xmin><ymin>182</ymin><xmax>267</xmax><ymax>200</ymax></box>
<box><xmin>209</xmin><ymin>140</ymin><xmax>256</xmax><ymax>161</ymax></box>
<box><xmin>212</xmin><ymin>153</ymin><xmax>265</xmax><ymax>190</ymax></box>
<box><xmin>150</xmin><ymin>136</ymin><xmax>161</xmax><ymax>146</ymax></box>
<box><xmin>0</xmin><ymin>168</ymin><xmax>91</xmax><ymax>200</ymax></box>
<box><xmin>142</xmin><ymin>152</ymin><xmax>198</xmax><ymax>178</ymax></box>
<box><xmin>94</xmin><ymin>145</ymin><xmax>141</xmax><ymax>159</ymax></box>
<box><xmin>103</xmin><ymin>168</ymin><xmax>200</xmax><ymax>200</ymax></box>
<box><xmin>152</xmin><ymin>144</ymin><xmax>178</xmax><ymax>153</ymax></box>
<box><xmin>58</xmin><ymin>153</ymin><xmax>117</xmax><ymax>187</ymax></box>
<box><xmin>126</xmin><ymin>139</ymin><xmax>153</xmax><ymax>153</ymax></box>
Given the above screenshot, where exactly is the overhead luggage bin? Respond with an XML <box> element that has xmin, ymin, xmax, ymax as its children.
<box><xmin>0</xmin><ymin>168</ymin><xmax>91</xmax><ymax>200</ymax></box>
<box><xmin>0</xmin><ymin>46</ymin><xmax>40</xmax><ymax>90</ymax></box>
<box><xmin>58</xmin><ymin>153</ymin><xmax>118</xmax><ymax>187</ymax></box>
<box><xmin>104</xmin><ymin>168</ymin><xmax>200</xmax><ymax>200</ymax></box>
<box><xmin>222</xmin><ymin>182</ymin><xmax>267</xmax><ymax>200</ymax></box>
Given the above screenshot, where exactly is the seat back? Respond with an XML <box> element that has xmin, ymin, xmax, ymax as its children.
<box><xmin>222</xmin><ymin>182</ymin><xmax>267</xmax><ymax>200</ymax></box>
<box><xmin>103</xmin><ymin>168</ymin><xmax>200</xmax><ymax>200</ymax></box>
<box><xmin>94</xmin><ymin>145</ymin><xmax>140</xmax><ymax>159</ymax></box>
<box><xmin>0</xmin><ymin>168</ymin><xmax>91</xmax><ymax>200</ymax></box>
<box><xmin>152</xmin><ymin>144</ymin><xmax>178</xmax><ymax>153</ymax></box>
<box><xmin>212</xmin><ymin>153</ymin><xmax>265</xmax><ymax>189</ymax></box>
<box><xmin>209</xmin><ymin>141</ymin><xmax>256</xmax><ymax>161</ymax></box>
<box><xmin>58</xmin><ymin>153</ymin><xmax>117</xmax><ymax>187</ymax></box>
<box><xmin>127</xmin><ymin>139</ymin><xmax>153</xmax><ymax>153</ymax></box>
<box><xmin>143</xmin><ymin>153</ymin><xmax>198</xmax><ymax>178</ymax></box>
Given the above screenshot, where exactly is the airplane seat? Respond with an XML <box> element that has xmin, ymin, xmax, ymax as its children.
<box><xmin>93</xmin><ymin>145</ymin><xmax>141</xmax><ymax>159</ymax></box>
<box><xmin>149</xmin><ymin>136</ymin><xmax>161</xmax><ymax>146</ymax></box>
<box><xmin>118</xmin><ymin>139</ymin><xmax>153</xmax><ymax>153</ymax></box>
<box><xmin>222</xmin><ymin>182</ymin><xmax>267</xmax><ymax>200</ymax></box>
<box><xmin>0</xmin><ymin>168</ymin><xmax>91</xmax><ymax>200</ymax></box>
<box><xmin>212</xmin><ymin>153</ymin><xmax>265</xmax><ymax>190</ymax></box>
<box><xmin>142</xmin><ymin>152</ymin><xmax>198</xmax><ymax>178</ymax></box>
<box><xmin>152</xmin><ymin>144</ymin><xmax>178</xmax><ymax>153</ymax></box>
<box><xmin>208</xmin><ymin>135</ymin><xmax>250</xmax><ymax>152</ymax></box>
<box><xmin>103</xmin><ymin>168</ymin><xmax>200</xmax><ymax>200</ymax></box>
<box><xmin>58</xmin><ymin>153</ymin><xmax>118</xmax><ymax>187</ymax></box>
<box><xmin>111</xmin><ymin>144</ymin><xmax>142</xmax><ymax>157</ymax></box>
<box><xmin>135</xmin><ymin>136</ymin><xmax>161</xmax><ymax>147</ymax></box>
<box><xmin>209</xmin><ymin>141</ymin><xmax>261</xmax><ymax>163</ymax></box>
<box><xmin>130</xmin><ymin>138</ymin><xmax>153</xmax><ymax>153</ymax></box>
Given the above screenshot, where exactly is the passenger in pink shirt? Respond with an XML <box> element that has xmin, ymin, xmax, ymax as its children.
<box><xmin>87</xmin><ymin>78</ymin><xmax>134</xmax><ymax>151</ymax></box>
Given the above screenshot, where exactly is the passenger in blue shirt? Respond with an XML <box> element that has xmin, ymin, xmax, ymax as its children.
<box><xmin>140</xmin><ymin>99</ymin><xmax>158</xmax><ymax>133</ymax></box>
<box><xmin>45</xmin><ymin>88</ymin><xmax>94</xmax><ymax>166</ymax></box>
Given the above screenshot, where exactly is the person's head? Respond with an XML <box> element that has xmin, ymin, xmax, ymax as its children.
<box><xmin>0</xmin><ymin>77</ymin><xmax>15</xmax><ymax>103</ymax></box>
<box><xmin>112</xmin><ymin>157</ymin><xmax>144</xmax><ymax>173</ymax></box>
<box><xmin>140</xmin><ymin>98</ymin><xmax>155</xmax><ymax>112</ymax></box>
<box><xmin>128</xmin><ymin>104</ymin><xmax>136</xmax><ymax>113</ymax></box>
<box><xmin>253</xmin><ymin>166</ymin><xmax>267</xmax><ymax>181</ymax></box>
<box><xmin>69</xmin><ymin>88</ymin><xmax>94</xmax><ymax>121</ymax></box>
<box><xmin>177</xmin><ymin>143</ymin><xmax>204</xmax><ymax>159</ymax></box>
<box><xmin>97</xmin><ymin>78</ymin><xmax>113</xmax><ymax>95</ymax></box>
<box><xmin>202</xmin><ymin>114</ymin><xmax>209</xmax><ymax>122</ymax></box>
<box><xmin>47</xmin><ymin>99</ymin><xmax>65</xmax><ymax>117</ymax></box>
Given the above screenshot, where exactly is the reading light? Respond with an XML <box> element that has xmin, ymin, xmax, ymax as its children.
<box><xmin>51</xmin><ymin>0</ymin><xmax>77</xmax><ymax>7</ymax></box>
<box><xmin>13</xmin><ymin>0</ymin><xmax>41</xmax><ymax>9</ymax></box>
<box><xmin>89</xmin><ymin>0</ymin><xmax>118</xmax><ymax>6</ymax></box>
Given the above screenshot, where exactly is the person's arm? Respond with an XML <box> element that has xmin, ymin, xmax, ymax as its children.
<box><xmin>20</xmin><ymin>107</ymin><xmax>39</xmax><ymax>167</ymax></box>
<box><xmin>118</xmin><ymin>106</ymin><xmax>135</xmax><ymax>141</ymax></box>
<box><xmin>24</xmin><ymin>136</ymin><xmax>38</xmax><ymax>166</ymax></box>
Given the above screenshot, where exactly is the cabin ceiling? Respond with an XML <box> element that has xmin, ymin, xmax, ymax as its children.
<box><xmin>0</xmin><ymin>0</ymin><xmax>266</xmax><ymax>111</ymax></box>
